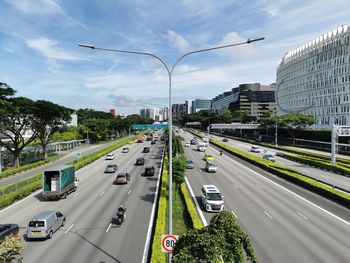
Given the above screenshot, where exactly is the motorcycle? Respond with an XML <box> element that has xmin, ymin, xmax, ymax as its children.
<box><xmin>116</xmin><ymin>207</ymin><xmax>127</xmax><ymax>224</ymax></box>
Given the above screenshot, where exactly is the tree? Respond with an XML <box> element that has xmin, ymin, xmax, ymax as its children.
<box><xmin>172</xmin><ymin>154</ymin><xmax>186</xmax><ymax>194</ymax></box>
<box><xmin>83</xmin><ymin>119</ymin><xmax>109</xmax><ymax>143</ymax></box>
<box><xmin>258</xmin><ymin>110</ymin><xmax>276</xmax><ymax>136</ymax></box>
<box><xmin>31</xmin><ymin>100</ymin><xmax>73</xmax><ymax>159</ymax></box>
<box><xmin>0</xmin><ymin>95</ymin><xmax>38</xmax><ymax>167</ymax></box>
<box><xmin>220</xmin><ymin>109</ymin><xmax>233</xmax><ymax>123</ymax></box>
<box><xmin>0</xmin><ymin>235</ymin><xmax>23</xmax><ymax>263</ymax></box>
<box><xmin>278</xmin><ymin>112</ymin><xmax>316</xmax><ymax>143</ymax></box>
<box><xmin>173</xmin><ymin>211</ymin><xmax>258</xmax><ymax>263</ymax></box>
<box><xmin>232</xmin><ymin>110</ymin><xmax>251</xmax><ymax>123</ymax></box>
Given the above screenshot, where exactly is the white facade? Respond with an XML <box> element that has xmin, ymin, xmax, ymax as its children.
<box><xmin>140</xmin><ymin>107</ymin><xmax>168</xmax><ymax>121</ymax></box>
<box><xmin>276</xmin><ymin>25</ymin><xmax>350</xmax><ymax>127</ymax></box>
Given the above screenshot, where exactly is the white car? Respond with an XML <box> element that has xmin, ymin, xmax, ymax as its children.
<box><xmin>185</xmin><ymin>142</ymin><xmax>190</xmax><ymax>147</ymax></box>
<box><xmin>122</xmin><ymin>147</ymin><xmax>129</xmax><ymax>153</ymax></box>
<box><xmin>198</xmin><ymin>146</ymin><xmax>206</xmax><ymax>152</ymax></box>
<box><xmin>250</xmin><ymin>145</ymin><xmax>261</xmax><ymax>153</ymax></box>
<box><xmin>105</xmin><ymin>153</ymin><xmax>115</xmax><ymax>160</ymax></box>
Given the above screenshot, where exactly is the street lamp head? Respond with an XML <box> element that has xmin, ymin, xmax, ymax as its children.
<box><xmin>247</xmin><ymin>37</ymin><xmax>265</xmax><ymax>43</ymax></box>
<box><xmin>78</xmin><ymin>43</ymin><xmax>96</xmax><ymax>49</ymax></box>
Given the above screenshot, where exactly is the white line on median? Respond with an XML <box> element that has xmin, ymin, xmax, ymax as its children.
<box><xmin>106</xmin><ymin>223</ymin><xmax>112</xmax><ymax>233</ymax></box>
<box><xmin>214</xmin><ymin>147</ymin><xmax>350</xmax><ymax>226</ymax></box>
<box><xmin>264</xmin><ymin>211</ymin><xmax>273</xmax><ymax>219</ymax></box>
<box><xmin>65</xmin><ymin>224</ymin><xmax>74</xmax><ymax>234</ymax></box>
<box><xmin>231</xmin><ymin>210</ymin><xmax>238</xmax><ymax>219</ymax></box>
<box><xmin>185</xmin><ymin>177</ymin><xmax>208</xmax><ymax>226</ymax></box>
<box><xmin>297</xmin><ymin>211</ymin><xmax>308</xmax><ymax>220</ymax></box>
<box><xmin>233</xmin><ymin>184</ymin><xmax>239</xmax><ymax>189</ymax></box>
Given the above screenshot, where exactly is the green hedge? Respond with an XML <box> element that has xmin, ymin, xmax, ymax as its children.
<box><xmin>150</xmin><ymin>156</ymin><xmax>168</xmax><ymax>263</ymax></box>
<box><xmin>188</xmin><ymin>130</ymin><xmax>350</xmax><ymax>208</ymax></box>
<box><xmin>0</xmin><ymin>159</ymin><xmax>50</xmax><ymax>179</ymax></box>
<box><xmin>180</xmin><ymin>183</ymin><xmax>203</xmax><ymax>230</ymax></box>
<box><xmin>277</xmin><ymin>152</ymin><xmax>350</xmax><ymax>176</ymax></box>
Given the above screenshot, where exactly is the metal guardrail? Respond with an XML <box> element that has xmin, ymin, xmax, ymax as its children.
<box><xmin>0</xmin><ymin>173</ymin><xmax>42</xmax><ymax>197</ymax></box>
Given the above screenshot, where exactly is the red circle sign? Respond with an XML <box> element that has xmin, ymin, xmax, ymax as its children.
<box><xmin>162</xmin><ymin>235</ymin><xmax>178</xmax><ymax>252</ymax></box>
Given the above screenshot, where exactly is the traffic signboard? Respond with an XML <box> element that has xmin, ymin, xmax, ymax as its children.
<box><xmin>262</xmin><ymin>149</ymin><xmax>268</xmax><ymax>154</ymax></box>
<box><xmin>161</xmin><ymin>234</ymin><xmax>178</xmax><ymax>253</ymax></box>
<box><xmin>75</xmin><ymin>152</ymin><xmax>81</xmax><ymax>158</ymax></box>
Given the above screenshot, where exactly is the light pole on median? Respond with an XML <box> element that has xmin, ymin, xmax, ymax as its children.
<box><xmin>78</xmin><ymin>36</ymin><xmax>265</xmax><ymax>255</ymax></box>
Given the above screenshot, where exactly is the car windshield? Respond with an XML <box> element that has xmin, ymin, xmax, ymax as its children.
<box><xmin>107</xmin><ymin>164</ymin><xmax>114</xmax><ymax>168</ymax></box>
<box><xmin>29</xmin><ymin>221</ymin><xmax>45</xmax><ymax>227</ymax></box>
<box><xmin>207</xmin><ymin>193</ymin><xmax>222</xmax><ymax>201</ymax></box>
<box><xmin>187</xmin><ymin>160</ymin><xmax>193</xmax><ymax>164</ymax></box>
<box><xmin>117</xmin><ymin>175</ymin><xmax>126</xmax><ymax>179</ymax></box>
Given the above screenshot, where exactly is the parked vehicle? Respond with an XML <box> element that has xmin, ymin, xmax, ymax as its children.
<box><xmin>144</xmin><ymin>165</ymin><xmax>155</xmax><ymax>176</ymax></box>
<box><xmin>135</xmin><ymin>157</ymin><xmax>145</xmax><ymax>166</ymax></box>
<box><xmin>122</xmin><ymin>147</ymin><xmax>129</xmax><ymax>153</ymax></box>
<box><xmin>205</xmin><ymin>160</ymin><xmax>217</xmax><ymax>173</ymax></box>
<box><xmin>186</xmin><ymin>160</ymin><xmax>194</xmax><ymax>169</ymax></box>
<box><xmin>250</xmin><ymin>145</ymin><xmax>261</xmax><ymax>153</ymax></box>
<box><xmin>143</xmin><ymin>147</ymin><xmax>150</xmax><ymax>153</ymax></box>
<box><xmin>263</xmin><ymin>154</ymin><xmax>276</xmax><ymax>162</ymax></box>
<box><xmin>42</xmin><ymin>165</ymin><xmax>77</xmax><ymax>200</ymax></box>
<box><xmin>113</xmin><ymin>173</ymin><xmax>130</xmax><ymax>184</ymax></box>
<box><xmin>104</xmin><ymin>164</ymin><xmax>118</xmax><ymax>173</ymax></box>
<box><xmin>27</xmin><ymin>211</ymin><xmax>66</xmax><ymax>240</ymax></box>
<box><xmin>0</xmin><ymin>224</ymin><xmax>20</xmax><ymax>241</ymax></box>
<box><xmin>105</xmin><ymin>153</ymin><xmax>115</xmax><ymax>160</ymax></box>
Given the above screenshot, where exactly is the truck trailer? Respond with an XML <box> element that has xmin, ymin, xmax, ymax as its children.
<box><xmin>42</xmin><ymin>165</ymin><xmax>77</xmax><ymax>200</ymax></box>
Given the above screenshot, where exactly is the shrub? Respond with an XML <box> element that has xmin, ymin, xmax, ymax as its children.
<box><xmin>180</xmin><ymin>183</ymin><xmax>203</xmax><ymax>230</ymax></box>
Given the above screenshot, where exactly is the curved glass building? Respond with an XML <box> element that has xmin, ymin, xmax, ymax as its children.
<box><xmin>276</xmin><ymin>25</ymin><xmax>350</xmax><ymax>127</ymax></box>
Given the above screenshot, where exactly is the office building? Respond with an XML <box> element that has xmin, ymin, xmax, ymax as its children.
<box><xmin>172</xmin><ymin>103</ymin><xmax>186</xmax><ymax>121</ymax></box>
<box><xmin>192</xmin><ymin>99</ymin><xmax>211</xmax><ymax>113</ymax></box>
<box><xmin>276</xmin><ymin>25</ymin><xmax>350</xmax><ymax>127</ymax></box>
<box><xmin>211</xmin><ymin>88</ymin><xmax>240</xmax><ymax>114</ymax></box>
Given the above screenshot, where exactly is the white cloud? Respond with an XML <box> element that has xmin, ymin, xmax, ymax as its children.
<box><xmin>7</xmin><ymin>0</ymin><xmax>64</xmax><ymax>15</ymax></box>
<box><xmin>217</xmin><ymin>32</ymin><xmax>259</xmax><ymax>58</ymax></box>
<box><xmin>26</xmin><ymin>37</ymin><xmax>88</xmax><ymax>61</ymax></box>
<box><xmin>4</xmin><ymin>46</ymin><xmax>14</xmax><ymax>53</ymax></box>
<box><xmin>165</xmin><ymin>30</ymin><xmax>190</xmax><ymax>53</ymax></box>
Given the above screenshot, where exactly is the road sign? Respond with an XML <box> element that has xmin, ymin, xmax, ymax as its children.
<box><xmin>161</xmin><ymin>234</ymin><xmax>178</xmax><ymax>253</ymax></box>
<box><xmin>262</xmin><ymin>149</ymin><xmax>268</xmax><ymax>154</ymax></box>
<box><xmin>75</xmin><ymin>152</ymin><xmax>81</xmax><ymax>158</ymax></box>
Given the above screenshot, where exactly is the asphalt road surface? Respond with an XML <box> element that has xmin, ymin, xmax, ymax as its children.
<box><xmin>0</xmin><ymin>137</ymin><xmax>164</xmax><ymax>263</ymax></box>
<box><xmin>182</xmin><ymin>131</ymin><xmax>350</xmax><ymax>263</ymax></box>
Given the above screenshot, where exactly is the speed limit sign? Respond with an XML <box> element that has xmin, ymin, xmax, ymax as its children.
<box><xmin>161</xmin><ymin>234</ymin><xmax>179</xmax><ymax>253</ymax></box>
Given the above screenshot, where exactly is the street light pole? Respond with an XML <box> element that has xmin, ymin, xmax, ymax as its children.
<box><xmin>78</xmin><ymin>37</ymin><xmax>265</xmax><ymax>256</ymax></box>
<box><xmin>275</xmin><ymin>119</ymin><xmax>278</xmax><ymax>146</ymax></box>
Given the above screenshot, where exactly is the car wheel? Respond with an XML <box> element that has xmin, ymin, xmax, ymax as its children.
<box><xmin>48</xmin><ymin>231</ymin><xmax>53</xmax><ymax>239</ymax></box>
<box><xmin>64</xmin><ymin>192</ymin><xmax>67</xmax><ymax>199</ymax></box>
<box><xmin>62</xmin><ymin>218</ymin><xmax>66</xmax><ymax>227</ymax></box>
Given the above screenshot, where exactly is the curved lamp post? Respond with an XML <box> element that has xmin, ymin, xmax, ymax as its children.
<box><xmin>78</xmin><ymin>36</ymin><xmax>264</xmax><ymax>250</ymax></box>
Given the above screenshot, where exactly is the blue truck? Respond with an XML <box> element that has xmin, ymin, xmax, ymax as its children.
<box><xmin>42</xmin><ymin>165</ymin><xmax>77</xmax><ymax>200</ymax></box>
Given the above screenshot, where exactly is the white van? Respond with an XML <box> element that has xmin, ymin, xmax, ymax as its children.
<box><xmin>27</xmin><ymin>211</ymin><xmax>66</xmax><ymax>240</ymax></box>
<box><xmin>205</xmin><ymin>160</ymin><xmax>217</xmax><ymax>173</ymax></box>
<box><xmin>201</xmin><ymin>185</ymin><xmax>224</xmax><ymax>212</ymax></box>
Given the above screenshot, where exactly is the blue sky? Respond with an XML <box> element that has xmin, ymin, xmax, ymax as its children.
<box><xmin>1</xmin><ymin>0</ymin><xmax>349</xmax><ymax>115</ymax></box>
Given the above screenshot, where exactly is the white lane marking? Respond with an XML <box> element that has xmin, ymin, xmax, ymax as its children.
<box><xmin>100</xmin><ymin>191</ymin><xmax>105</xmax><ymax>196</ymax></box>
<box><xmin>128</xmin><ymin>190</ymin><xmax>131</xmax><ymax>195</ymax></box>
<box><xmin>141</xmin><ymin>148</ymin><xmax>165</xmax><ymax>263</ymax></box>
<box><xmin>106</xmin><ymin>223</ymin><xmax>112</xmax><ymax>233</ymax></box>
<box><xmin>233</xmin><ymin>183</ymin><xmax>239</xmax><ymax>189</ymax></box>
<box><xmin>264</xmin><ymin>211</ymin><xmax>273</xmax><ymax>219</ymax></box>
<box><xmin>185</xmin><ymin>177</ymin><xmax>208</xmax><ymax>226</ymax></box>
<box><xmin>73</xmin><ymin>192</ymin><xmax>80</xmax><ymax>197</ymax></box>
<box><xmin>65</xmin><ymin>224</ymin><xmax>74</xmax><ymax>234</ymax></box>
<box><xmin>256</xmin><ymin>184</ymin><xmax>262</xmax><ymax>189</ymax></box>
<box><xmin>297</xmin><ymin>211</ymin><xmax>308</xmax><ymax>220</ymax></box>
<box><xmin>231</xmin><ymin>210</ymin><xmax>238</xmax><ymax>219</ymax></box>
<box><xmin>213</xmin><ymin>146</ymin><xmax>350</xmax><ymax>226</ymax></box>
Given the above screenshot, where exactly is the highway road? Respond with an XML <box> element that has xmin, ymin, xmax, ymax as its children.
<box><xmin>0</xmin><ymin>142</ymin><xmax>109</xmax><ymax>188</ymax></box>
<box><xmin>206</xmin><ymin>133</ymin><xmax>350</xmax><ymax>193</ymax></box>
<box><xmin>181</xmin><ymin>131</ymin><xmax>350</xmax><ymax>263</ymax></box>
<box><xmin>0</xmin><ymin>136</ymin><xmax>164</xmax><ymax>263</ymax></box>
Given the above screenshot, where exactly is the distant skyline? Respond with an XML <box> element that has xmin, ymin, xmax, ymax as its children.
<box><xmin>1</xmin><ymin>0</ymin><xmax>349</xmax><ymax>114</ymax></box>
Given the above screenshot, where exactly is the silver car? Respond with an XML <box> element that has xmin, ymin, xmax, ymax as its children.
<box><xmin>27</xmin><ymin>211</ymin><xmax>66</xmax><ymax>240</ymax></box>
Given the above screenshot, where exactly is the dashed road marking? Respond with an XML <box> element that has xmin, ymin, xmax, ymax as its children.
<box><xmin>264</xmin><ymin>211</ymin><xmax>273</xmax><ymax>220</ymax></box>
<box><xmin>106</xmin><ymin>223</ymin><xmax>112</xmax><ymax>233</ymax></box>
<box><xmin>65</xmin><ymin>224</ymin><xmax>74</xmax><ymax>234</ymax></box>
<box><xmin>297</xmin><ymin>211</ymin><xmax>308</xmax><ymax>220</ymax></box>
<box><xmin>100</xmin><ymin>191</ymin><xmax>105</xmax><ymax>196</ymax></box>
<box><xmin>231</xmin><ymin>210</ymin><xmax>238</xmax><ymax>219</ymax></box>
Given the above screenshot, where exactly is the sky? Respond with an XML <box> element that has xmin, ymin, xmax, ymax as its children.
<box><xmin>1</xmin><ymin>0</ymin><xmax>349</xmax><ymax>115</ymax></box>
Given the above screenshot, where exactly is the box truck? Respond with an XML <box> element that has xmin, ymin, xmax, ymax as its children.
<box><xmin>42</xmin><ymin>165</ymin><xmax>77</xmax><ymax>200</ymax></box>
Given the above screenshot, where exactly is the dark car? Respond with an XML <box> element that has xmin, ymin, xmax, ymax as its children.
<box><xmin>223</xmin><ymin>138</ymin><xmax>229</xmax><ymax>142</ymax></box>
<box><xmin>151</xmin><ymin>140</ymin><xmax>156</xmax><ymax>145</ymax></box>
<box><xmin>144</xmin><ymin>165</ymin><xmax>155</xmax><ymax>176</ymax></box>
<box><xmin>113</xmin><ymin>173</ymin><xmax>130</xmax><ymax>184</ymax></box>
<box><xmin>186</xmin><ymin>160</ymin><xmax>194</xmax><ymax>169</ymax></box>
<box><xmin>190</xmin><ymin>139</ymin><xmax>197</xmax><ymax>145</ymax></box>
<box><xmin>104</xmin><ymin>164</ymin><xmax>118</xmax><ymax>173</ymax></box>
<box><xmin>143</xmin><ymin>147</ymin><xmax>150</xmax><ymax>153</ymax></box>
<box><xmin>135</xmin><ymin>157</ymin><xmax>145</xmax><ymax>166</ymax></box>
<box><xmin>0</xmin><ymin>224</ymin><xmax>20</xmax><ymax>241</ymax></box>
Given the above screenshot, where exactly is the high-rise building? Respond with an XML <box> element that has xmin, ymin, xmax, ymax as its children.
<box><xmin>185</xmin><ymin>100</ymin><xmax>193</xmax><ymax>114</ymax></box>
<box><xmin>211</xmin><ymin>88</ymin><xmax>240</xmax><ymax>114</ymax></box>
<box><xmin>276</xmin><ymin>25</ymin><xmax>350</xmax><ymax>127</ymax></box>
<box><xmin>228</xmin><ymin>83</ymin><xmax>276</xmax><ymax>119</ymax></box>
<box><xmin>110</xmin><ymin>108</ymin><xmax>116</xmax><ymax>118</ymax></box>
<box><xmin>140</xmin><ymin>107</ymin><xmax>168</xmax><ymax>121</ymax></box>
<box><xmin>172</xmin><ymin>103</ymin><xmax>186</xmax><ymax>120</ymax></box>
<box><xmin>192</xmin><ymin>99</ymin><xmax>211</xmax><ymax>113</ymax></box>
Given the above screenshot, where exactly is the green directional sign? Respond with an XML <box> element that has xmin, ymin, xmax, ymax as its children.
<box><xmin>131</xmin><ymin>124</ymin><xmax>168</xmax><ymax>130</ymax></box>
